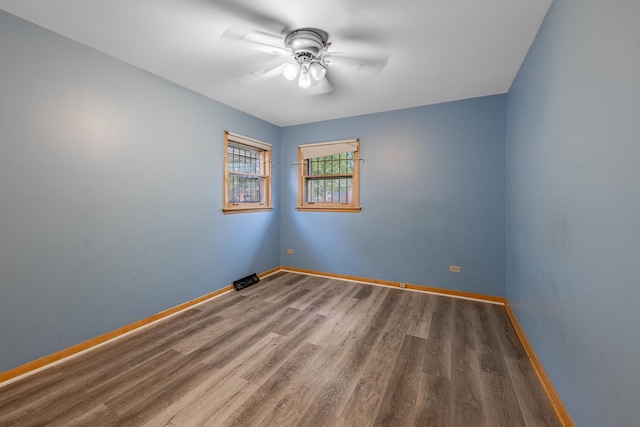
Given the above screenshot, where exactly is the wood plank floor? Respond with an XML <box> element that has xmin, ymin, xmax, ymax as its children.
<box><xmin>0</xmin><ymin>272</ymin><xmax>561</xmax><ymax>426</ymax></box>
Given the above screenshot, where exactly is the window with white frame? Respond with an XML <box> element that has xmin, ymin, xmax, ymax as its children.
<box><xmin>297</xmin><ymin>139</ymin><xmax>361</xmax><ymax>212</ymax></box>
<box><xmin>223</xmin><ymin>131</ymin><xmax>272</xmax><ymax>214</ymax></box>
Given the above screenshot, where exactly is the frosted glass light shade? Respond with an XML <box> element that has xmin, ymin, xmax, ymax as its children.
<box><xmin>298</xmin><ymin>70</ymin><xmax>311</xmax><ymax>88</ymax></box>
<box><xmin>283</xmin><ymin>63</ymin><xmax>300</xmax><ymax>81</ymax></box>
<box><xmin>309</xmin><ymin>62</ymin><xmax>326</xmax><ymax>81</ymax></box>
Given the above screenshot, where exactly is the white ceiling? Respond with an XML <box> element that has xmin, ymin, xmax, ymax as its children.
<box><xmin>0</xmin><ymin>0</ymin><xmax>552</xmax><ymax>127</ymax></box>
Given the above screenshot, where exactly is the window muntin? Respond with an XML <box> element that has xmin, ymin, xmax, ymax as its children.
<box><xmin>297</xmin><ymin>139</ymin><xmax>360</xmax><ymax>212</ymax></box>
<box><xmin>224</xmin><ymin>131</ymin><xmax>272</xmax><ymax>213</ymax></box>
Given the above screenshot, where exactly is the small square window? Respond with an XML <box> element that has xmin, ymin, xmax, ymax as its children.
<box><xmin>297</xmin><ymin>139</ymin><xmax>361</xmax><ymax>212</ymax></box>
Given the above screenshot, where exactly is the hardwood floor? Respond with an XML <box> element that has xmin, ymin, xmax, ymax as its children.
<box><xmin>0</xmin><ymin>272</ymin><xmax>561</xmax><ymax>426</ymax></box>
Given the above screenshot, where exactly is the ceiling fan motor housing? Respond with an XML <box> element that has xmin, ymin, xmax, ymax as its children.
<box><xmin>285</xmin><ymin>28</ymin><xmax>329</xmax><ymax>64</ymax></box>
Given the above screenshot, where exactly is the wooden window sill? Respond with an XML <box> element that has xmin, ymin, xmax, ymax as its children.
<box><xmin>296</xmin><ymin>206</ymin><xmax>361</xmax><ymax>213</ymax></box>
<box><xmin>223</xmin><ymin>207</ymin><xmax>274</xmax><ymax>214</ymax></box>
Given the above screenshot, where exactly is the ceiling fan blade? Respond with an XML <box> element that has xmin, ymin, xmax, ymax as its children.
<box><xmin>323</xmin><ymin>52</ymin><xmax>389</xmax><ymax>72</ymax></box>
<box><xmin>221</xmin><ymin>26</ymin><xmax>289</xmax><ymax>56</ymax></box>
<box><xmin>239</xmin><ymin>62</ymin><xmax>287</xmax><ymax>83</ymax></box>
<box><xmin>196</xmin><ymin>0</ymin><xmax>290</xmax><ymax>35</ymax></box>
<box><xmin>252</xmin><ymin>63</ymin><xmax>287</xmax><ymax>80</ymax></box>
<box><xmin>306</xmin><ymin>76</ymin><xmax>335</xmax><ymax>96</ymax></box>
<box><xmin>333</xmin><ymin>25</ymin><xmax>390</xmax><ymax>48</ymax></box>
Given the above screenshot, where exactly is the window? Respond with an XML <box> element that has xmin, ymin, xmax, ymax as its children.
<box><xmin>223</xmin><ymin>131</ymin><xmax>272</xmax><ymax>214</ymax></box>
<box><xmin>297</xmin><ymin>139</ymin><xmax>361</xmax><ymax>212</ymax></box>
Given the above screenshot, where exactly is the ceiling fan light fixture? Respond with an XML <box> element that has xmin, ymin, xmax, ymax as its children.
<box><xmin>283</xmin><ymin>62</ymin><xmax>300</xmax><ymax>81</ymax></box>
<box><xmin>309</xmin><ymin>62</ymin><xmax>326</xmax><ymax>81</ymax></box>
<box><xmin>298</xmin><ymin>69</ymin><xmax>311</xmax><ymax>89</ymax></box>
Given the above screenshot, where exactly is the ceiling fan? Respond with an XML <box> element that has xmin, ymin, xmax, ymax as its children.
<box><xmin>218</xmin><ymin>4</ymin><xmax>389</xmax><ymax>94</ymax></box>
<box><xmin>281</xmin><ymin>28</ymin><xmax>330</xmax><ymax>89</ymax></box>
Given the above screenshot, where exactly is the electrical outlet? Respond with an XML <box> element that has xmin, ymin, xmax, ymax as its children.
<box><xmin>449</xmin><ymin>265</ymin><xmax>461</xmax><ymax>273</ymax></box>
<box><xmin>287</xmin><ymin>249</ymin><xmax>294</xmax><ymax>254</ymax></box>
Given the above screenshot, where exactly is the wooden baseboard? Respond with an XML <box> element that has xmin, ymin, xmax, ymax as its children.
<box><xmin>280</xmin><ymin>265</ymin><xmax>507</xmax><ymax>304</ymax></box>
<box><xmin>504</xmin><ymin>302</ymin><xmax>574</xmax><ymax>426</ymax></box>
<box><xmin>258</xmin><ymin>266</ymin><xmax>281</xmax><ymax>278</ymax></box>
<box><xmin>404</xmin><ymin>283</ymin><xmax>506</xmax><ymax>304</ymax></box>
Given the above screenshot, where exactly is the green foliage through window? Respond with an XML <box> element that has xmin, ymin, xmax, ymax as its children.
<box><xmin>307</xmin><ymin>152</ymin><xmax>355</xmax><ymax>175</ymax></box>
<box><xmin>306</xmin><ymin>152</ymin><xmax>354</xmax><ymax>203</ymax></box>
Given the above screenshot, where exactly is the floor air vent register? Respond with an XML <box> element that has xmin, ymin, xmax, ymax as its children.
<box><xmin>233</xmin><ymin>273</ymin><xmax>260</xmax><ymax>291</ymax></box>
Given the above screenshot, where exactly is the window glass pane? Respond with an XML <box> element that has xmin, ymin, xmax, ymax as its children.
<box><xmin>229</xmin><ymin>174</ymin><xmax>264</xmax><ymax>203</ymax></box>
<box><xmin>306</xmin><ymin>177</ymin><xmax>352</xmax><ymax>203</ymax></box>
<box><xmin>228</xmin><ymin>144</ymin><xmax>261</xmax><ymax>174</ymax></box>
<box><xmin>307</xmin><ymin>152</ymin><xmax>354</xmax><ymax>176</ymax></box>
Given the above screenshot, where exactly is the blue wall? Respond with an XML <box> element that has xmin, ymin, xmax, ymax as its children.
<box><xmin>506</xmin><ymin>0</ymin><xmax>640</xmax><ymax>425</ymax></box>
<box><xmin>280</xmin><ymin>96</ymin><xmax>506</xmax><ymax>296</ymax></box>
<box><xmin>6</xmin><ymin>4</ymin><xmax>637</xmax><ymax>424</ymax></box>
<box><xmin>0</xmin><ymin>11</ymin><xmax>281</xmax><ymax>373</ymax></box>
